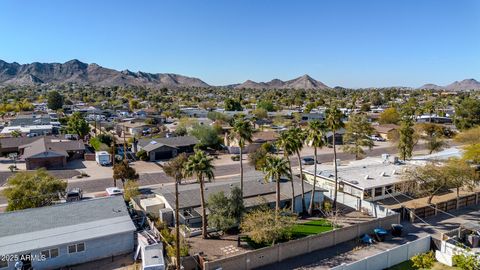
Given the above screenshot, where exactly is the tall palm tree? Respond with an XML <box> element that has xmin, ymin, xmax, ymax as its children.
<box><xmin>276</xmin><ymin>131</ymin><xmax>296</xmax><ymax>212</ymax></box>
<box><xmin>288</xmin><ymin>127</ymin><xmax>307</xmax><ymax>214</ymax></box>
<box><xmin>305</xmin><ymin>120</ymin><xmax>327</xmax><ymax>215</ymax></box>
<box><xmin>263</xmin><ymin>155</ymin><xmax>290</xmax><ymax>212</ymax></box>
<box><xmin>230</xmin><ymin>118</ymin><xmax>254</xmax><ymax>197</ymax></box>
<box><xmin>183</xmin><ymin>150</ymin><xmax>215</xmax><ymax>239</ymax></box>
<box><xmin>326</xmin><ymin>105</ymin><xmax>345</xmax><ymax>212</ymax></box>
<box><xmin>163</xmin><ymin>153</ymin><xmax>188</xmax><ymax>270</ymax></box>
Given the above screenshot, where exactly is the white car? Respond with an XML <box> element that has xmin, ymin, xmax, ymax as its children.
<box><xmin>106</xmin><ymin>187</ymin><xmax>123</xmax><ymax>196</ymax></box>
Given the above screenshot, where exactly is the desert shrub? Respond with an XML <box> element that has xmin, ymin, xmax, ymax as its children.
<box><xmin>411</xmin><ymin>251</ymin><xmax>435</xmax><ymax>269</ymax></box>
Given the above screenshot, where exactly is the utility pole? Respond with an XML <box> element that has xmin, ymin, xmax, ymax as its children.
<box><xmin>112</xmin><ymin>136</ymin><xmax>116</xmax><ymax>187</ymax></box>
<box><xmin>123</xmin><ymin>125</ymin><xmax>127</xmax><ymax>161</ymax></box>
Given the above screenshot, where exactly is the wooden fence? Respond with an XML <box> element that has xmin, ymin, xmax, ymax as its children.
<box><xmin>405</xmin><ymin>192</ymin><xmax>479</xmax><ymax>222</ymax></box>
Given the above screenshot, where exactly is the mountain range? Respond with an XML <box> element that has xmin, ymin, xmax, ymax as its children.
<box><xmin>0</xmin><ymin>59</ymin><xmax>210</xmax><ymax>88</ymax></box>
<box><xmin>0</xmin><ymin>59</ymin><xmax>478</xmax><ymax>91</ymax></box>
<box><xmin>419</xmin><ymin>79</ymin><xmax>480</xmax><ymax>91</ymax></box>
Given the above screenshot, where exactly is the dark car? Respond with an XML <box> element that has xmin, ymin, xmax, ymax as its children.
<box><xmin>66</xmin><ymin>188</ymin><xmax>83</xmax><ymax>202</ymax></box>
<box><xmin>301</xmin><ymin>157</ymin><xmax>315</xmax><ymax>165</ymax></box>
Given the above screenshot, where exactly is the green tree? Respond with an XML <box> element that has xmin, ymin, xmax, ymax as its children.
<box><xmin>207</xmin><ymin>186</ymin><xmax>245</xmax><ymax>233</ymax></box>
<box><xmin>305</xmin><ymin>120</ymin><xmax>327</xmax><ymax>215</ymax></box>
<box><xmin>67</xmin><ymin>112</ymin><xmax>91</xmax><ymax>139</ymax></box>
<box><xmin>288</xmin><ymin>127</ymin><xmax>307</xmax><ymax>213</ymax></box>
<box><xmin>444</xmin><ymin>159</ymin><xmax>479</xmax><ymax>200</ymax></box>
<box><xmin>136</xmin><ymin>149</ymin><xmax>149</xmax><ymax>161</ymax></box>
<box><xmin>263</xmin><ymin>155</ymin><xmax>290</xmax><ymax>212</ymax></box>
<box><xmin>454</xmin><ymin>97</ymin><xmax>480</xmax><ymax>130</ymax></box>
<box><xmin>378</xmin><ymin>107</ymin><xmax>400</xmax><ymax>124</ymax></box>
<box><xmin>398</xmin><ymin>117</ymin><xmax>416</xmax><ymax>161</ymax></box>
<box><xmin>257</xmin><ymin>100</ymin><xmax>276</xmax><ymax>112</ymax></box>
<box><xmin>224</xmin><ymin>98</ymin><xmax>243</xmax><ymax>111</ymax></box>
<box><xmin>248</xmin><ymin>147</ymin><xmax>268</xmax><ymax>170</ymax></box>
<box><xmin>189</xmin><ymin>124</ymin><xmax>222</xmax><ymax>149</ymax></box>
<box><xmin>184</xmin><ymin>150</ymin><xmax>215</xmax><ymax>239</ymax></box>
<box><xmin>47</xmin><ymin>90</ymin><xmax>64</xmax><ymax>110</ymax></box>
<box><xmin>240</xmin><ymin>207</ymin><xmax>296</xmax><ymax>245</ymax></box>
<box><xmin>342</xmin><ymin>113</ymin><xmax>374</xmax><ymax>159</ymax></box>
<box><xmin>417</xmin><ymin>123</ymin><xmax>448</xmax><ymax>154</ymax></box>
<box><xmin>463</xmin><ymin>143</ymin><xmax>480</xmax><ymax>164</ymax></box>
<box><xmin>163</xmin><ymin>153</ymin><xmax>188</xmax><ymax>270</ymax></box>
<box><xmin>230</xmin><ymin>118</ymin><xmax>254</xmax><ymax>196</ymax></box>
<box><xmin>123</xmin><ymin>180</ymin><xmax>140</xmax><ymax>201</ymax></box>
<box><xmin>252</xmin><ymin>108</ymin><xmax>268</xmax><ymax>121</ymax></box>
<box><xmin>325</xmin><ymin>105</ymin><xmax>345</xmax><ymax>211</ymax></box>
<box><xmin>3</xmin><ymin>169</ymin><xmax>67</xmax><ymax>211</ymax></box>
<box><xmin>113</xmin><ymin>160</ymin><xmax>139</xmax><ymax>187</ymax></box>
<box><xmin>403</xmin><ymin>163</ymin><xmax>450</xmax><ymax>204</ymax></box>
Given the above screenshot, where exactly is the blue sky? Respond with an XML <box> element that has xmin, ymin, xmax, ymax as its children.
<box><xmin>0</xmin><ymin>0</ymin><xmax>479</xmax><ymax>88</ymax></box>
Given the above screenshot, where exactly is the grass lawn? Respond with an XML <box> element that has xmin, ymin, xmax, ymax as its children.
<box><xmin>240</xmin><ymin>219</ymin><xmax>336</xmax><ymax>249</ymax></box>
<box><xmin>388</xmin><ymin>260</ymin><xmax>459</xmax><ymax>270</ymax></box>
<box><xmin>290</xmin><ymin>219</ymin><xmax>336</xmax><ymax>238</ymax></box>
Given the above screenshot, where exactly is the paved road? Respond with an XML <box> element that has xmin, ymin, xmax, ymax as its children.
<box><xmin>0</xmin><ymin>142</ymin><xmax>428</xmax><ymax>205</ymax></box>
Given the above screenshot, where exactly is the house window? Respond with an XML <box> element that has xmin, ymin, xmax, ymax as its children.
<box><xmin>50</xmin><ymin>248</ymin><xmax>59</xmax><ymax>258</ymax></box>
<box><xmin>385</xmin><ymin>185</ymin><xmax>394</xmax><ymax>195</ymax></box>
<box><xmin>363</xmin><ymin>189</ymin><xmax>372</xmax><ymax>199</ymax></box>
<box><xmin>68</xmin><ymin>243</ymin><xmax>86</xmax><ymax>254</ymax></box>
<box><xmin>41</xmin><ymin>248</ymin><xmax>59</xmax><ymax>259</ymax></box>
<box><xmin>374</xmin><ymin>187</ymin><xmax>383</xmax><ymax>197</ymax></box>
<box><xmin>0</xmin><ymin>259</ymin><xmax>7</xmax><ymax>269</ymax></box>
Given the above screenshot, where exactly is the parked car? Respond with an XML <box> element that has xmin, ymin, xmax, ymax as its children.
<box><xmin>370</xmin><ymin>135</ymin><xmax>386</xmax><ymax>142</ymax></box>
<box><xmin>106</xmin><ymin>187</ymin><xmax>123</xmax><ymax>196</ymax></box>
<box><xmin>66</xmin><ymin>188</ymin><xmax>83</xmax><ymax>202</ymax></box>
<box><xmin>301</xmin><ymin>157</ymin><xmax>315</xmax><ymax>165</ymax></box>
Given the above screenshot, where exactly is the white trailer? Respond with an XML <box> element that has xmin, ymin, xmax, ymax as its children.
<box><xmin>95</xmin><ymin>151</ymin><xmax>111</xmax><ymax>166</ymax></box>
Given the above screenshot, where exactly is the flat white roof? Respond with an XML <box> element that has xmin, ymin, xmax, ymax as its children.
<box><xmin>303</xmin><ymin>148</ymin><xmax>462</xmax><ymax>190</ymax></box>
<box><xmin>0</xmin><ymin>125</ymin><xmax>53</xmax><ymax>134</ymax></box>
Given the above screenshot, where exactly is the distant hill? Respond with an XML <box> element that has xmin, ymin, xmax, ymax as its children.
<box><xmin>1</xmin><ymin>59</ymin><xmax>477</xmax><ymax>91</ymax></box>
<box><xmin>234</xmin><ymin>74</ymin><xmax>330</xmax><ymax>90</ymax></box>
<box><xmin>0</xmin><ymin>59</ymin><xmax>210</xmax><ymax>88</ymax></box>
<box><xmin>419</xmin><ymin>79</ymin><xmax>480</xmax><ymax>91</ymax></box>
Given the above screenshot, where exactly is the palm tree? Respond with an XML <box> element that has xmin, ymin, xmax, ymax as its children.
<box><xmin>325</xmin><ymin>105</ymin><xmax>345</xmax><ymax>212</ymax></box>
<box><xmin>163</xmin><ymin>153</ymin><xmax>188</xmax><ymax>270</ymax></box>
<box><xmin>288</xmin><ymin>127</ymin><xmax>307</xmax><ymax>214</ymax></box>
<box><xmin>263</xmin><ymin>155</ymin><xmax>290</xmax><ymax>212</ymax></box>
<box><xmin>184</xmin><ymin>150</ymin><xmax>215</xmax><ymax>239</ymax></box>
<box><xmin>305</xmin><ymin>120</ymin><xmax>327</xmax><ymax>215</ymax></box>
<box><xmin>230</xmin><ymin>118</ymin><xmax>254</xmax><ymax>197</ymax></box>
<box><xmin>276</xmin><ymin>131</ymin><xmax>296</xmax><ymax>212</ymax></box>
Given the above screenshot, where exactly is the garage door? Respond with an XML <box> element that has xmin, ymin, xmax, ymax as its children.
<box><xmin>154</xmin><ymin>151</ymin><xmax>173</xmax><ymax>160</ymax></box>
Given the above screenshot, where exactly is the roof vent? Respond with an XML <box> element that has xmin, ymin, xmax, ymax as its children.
<box><xmin>364</xmin><ymin>175</ymin><xmax>369</xmax><ymax>180</ymax></box>
<box><xmin>380</xmin><ymin>171</ymin><xmax>386</xmax><ymax>177</ymax></box>
<box><xmin>392</xmin><ymin>170</ymin><xmax>396</xmax><ymax>175</ymax></box>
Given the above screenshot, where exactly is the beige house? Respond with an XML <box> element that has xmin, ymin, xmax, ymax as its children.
<box><xmin>224</xmin><ymin>130</ymin><xmax>278</xmax><ymax>154</ymax></box>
